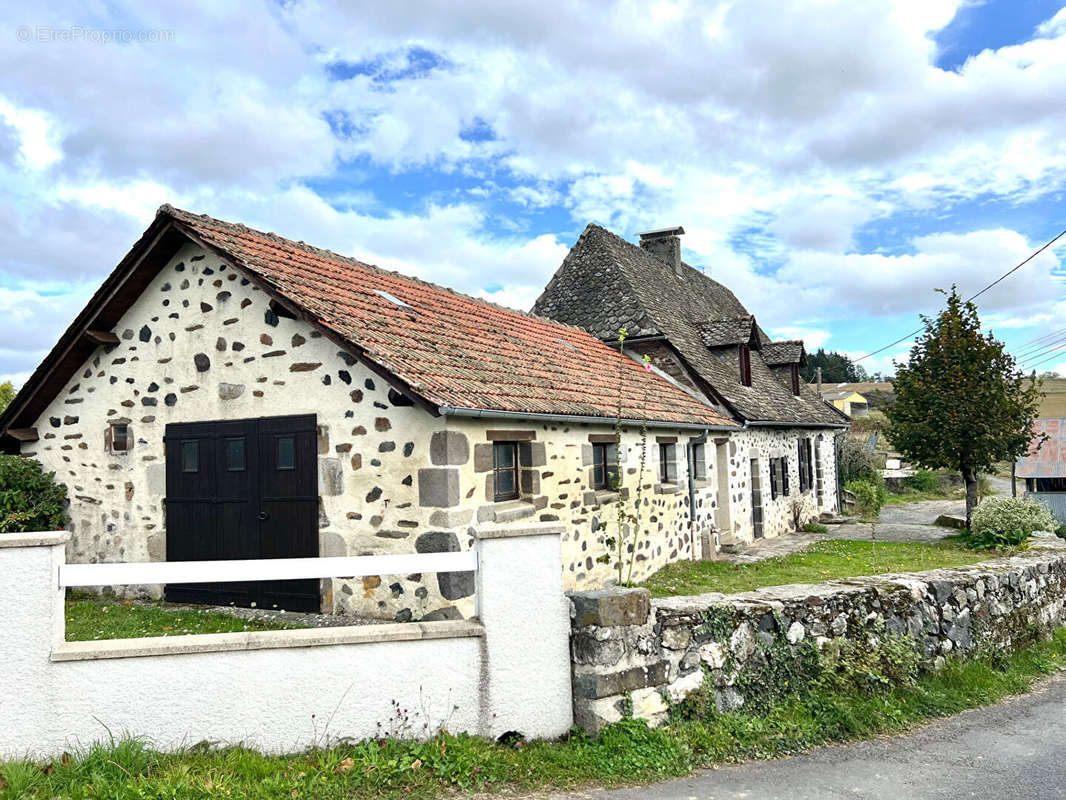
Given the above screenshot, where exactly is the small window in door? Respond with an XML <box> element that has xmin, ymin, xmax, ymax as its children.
<box><xmin>181</xmin><ymin>440</ymin><xmax>199</xmax><ymax>472</ymax></box>
<box><xmin>226</xmin><ymin>437</ymin><xmax>246</xmax><ymax>471</ymax></box>
<box><xmin>277</xmin><ymin>435</ymin><xmax>295</xmax><ymax>470</ymax></box>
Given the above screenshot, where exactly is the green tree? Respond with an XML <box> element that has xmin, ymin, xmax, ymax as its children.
<box><xmin>886</xmin><ymin>288</ymin><xmax>1042</xmax><ymax>528</ymax></box>
<box><xmin>801</xmin><ymin>349</ymin><xmax>870</xmax><ymax>383</ymax></box>
<box><xmin>0</xmin><ymin>381</ymin><xmax>14</xmax><ymax>415</ymax></box>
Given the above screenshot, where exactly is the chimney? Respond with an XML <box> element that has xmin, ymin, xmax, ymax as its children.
<box><xmin>638</xmin><ymin>226</ymin><xmax>685</xmax><ymax>275</ymax></box>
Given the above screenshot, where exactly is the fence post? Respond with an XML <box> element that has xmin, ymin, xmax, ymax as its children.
<box><xmin>0</xmin><ymin>531</ymin><xmax>68</xmax><ymax>758</ymax></box>
<box><xmin>475</xmin><ymin>523</ymin><xmax>572</xmax><ymax>740</ymax></box>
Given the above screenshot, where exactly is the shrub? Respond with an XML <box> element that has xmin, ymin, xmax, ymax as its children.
<box><xmin>839</xmin><ymin>438</ymin><xmax>885</xmax><ymax>485</ymax></box>
<box><xmin>844</xmin><ymin>479</ymin><xmax>886</xmax><ymax>521</ymax></box>
<box><xmin>966</xmin><ymin>497</ymin><xmax>1056</xmax><ymax>550</ymax></box>
<box><xmin>803</xmin><ymin>522</ymin><xmax>829</xmax><ymax>533</ymax></box>
<box><xmin>903</xmin><ymin>469</ymin><xmax>939</xmax><ymax>493</ymax></box>
<box><xmin>849</xmin><ymin>410</ymin><xmax>890</xmax><ymax>438</ymax></box>
<box><xmin>0</xmin><ymin>455</ymin><xmax>68</xmax><ymax>532</ymax></box>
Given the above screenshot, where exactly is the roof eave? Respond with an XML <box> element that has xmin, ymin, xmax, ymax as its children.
<box><xmin>437</xmin><ymin>405</ymin><xmax>739</xmax><ymax>431</ymax></box>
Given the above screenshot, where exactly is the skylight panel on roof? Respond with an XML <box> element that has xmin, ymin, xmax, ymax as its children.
<box><xmin>374</xmin><ymin>289</ymin><xmax>413</xmax><ymax>309</ymax></box>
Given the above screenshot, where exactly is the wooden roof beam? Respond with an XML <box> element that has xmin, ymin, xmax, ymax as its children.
<box><xmin>84</xmin><ymin>329</ymin><xmax>120</xmax><ymax>346</ymax></box>
<box><xmin>6</xmin><ymin>428</ymin><xmax>39</xmax><ymax>442</ymax></box>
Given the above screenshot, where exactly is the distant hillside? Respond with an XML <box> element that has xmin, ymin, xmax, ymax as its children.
<box><xmin>1029</xmin><ymin>377</ymin><xmax>1066</xmax><ymax>418</ymax></box>
<box><xmin>819</xmin><ymin>381</ymin><xmax>897</xmax><ymax>410</ymax></box>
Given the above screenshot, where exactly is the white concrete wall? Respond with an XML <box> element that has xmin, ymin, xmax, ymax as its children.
<box><xmin>0</xmin><ymin>526</ymin><xmax>572</xmax><ymax>759</ymax></box>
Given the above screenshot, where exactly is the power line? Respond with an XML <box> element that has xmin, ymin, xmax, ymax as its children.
<box><xmin>1023</xmin><ymin>346</ymin><xmax>1066</xmax><ymax>372</ymax></box>
<box><xmin>853</xmin><ymin>227</ymin><xmax>1066</xmax><ymax>364</ymax></box>
<box><xmin>1016</xmin><ymin>325</ymin><xmax>1066</xmax><ymax>351</ymax></box>
<box><xmin>1014</xmin><ymin>326</ymin><xmax>1066</xmax><ymax>356</ymax></box>
<box><xmin>1019</xmin><ymin>335</ymin><xmax>1066</xmax><ymax>366</ymax></box>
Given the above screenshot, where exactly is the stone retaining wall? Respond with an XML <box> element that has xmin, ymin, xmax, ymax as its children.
<box><xmin>568</xmin><ymin>541</ymin><xmax>1066</xmax><ymax>732</ymax></box>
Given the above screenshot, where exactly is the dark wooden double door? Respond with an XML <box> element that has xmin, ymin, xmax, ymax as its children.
<box><xmin>164</xmin><ymin>414</ymin><xmax>320</xmax><ymax>612</ymax></box>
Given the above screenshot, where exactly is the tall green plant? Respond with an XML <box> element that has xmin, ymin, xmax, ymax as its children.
<box><xmin>886</xmin><ymin>287</ymin><xmax>1043</xmax><ymax>529</ymax></box>
<box><xmin>601</xmin><ymin>328</ymin><xmax>652</xmax><ymax>584</ymax></box>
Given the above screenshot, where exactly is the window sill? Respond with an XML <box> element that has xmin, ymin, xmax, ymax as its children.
<box><xmin>593</xmin><ymin>490</ymin><xmax>620</xmax><ymax>506</ymax></box>
<box><xmin>490</xmin><ymin>499</ymin><xmax>537</xmax><ymax>523</ymax></box>
<box><xmin>692</xmin><ymin>479</ymin><xmax>711</xmax><ymax>490</ymax></box>
<box><xmin>655</xmin><ymin>483</ymin><xmax>681</xmax><ymax>495</ymax></box>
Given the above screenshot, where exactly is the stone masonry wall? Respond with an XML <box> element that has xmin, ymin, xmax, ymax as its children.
<box><xmin>20</xmin><ymin>240</ymin><xmax>728</xmax><ymax>615</ymax></box>
<box><xmin>22</xmin><ymin>239</ymin><xmax>842</xmax><ymax>621</ymax></box>
<box><xmin>569</xmin><ymin>542</ymin><xmax>1066</xmax><ymax>732</ymax></box>
<box><xmin>716</xmin><ymin>427</ymin><xmax>838</xmax><ymax>546</ymax></box>
<box><xmin>24</xmin><ymin>240</ymin><xmax>464</xmax><ymax>620</ymax></box>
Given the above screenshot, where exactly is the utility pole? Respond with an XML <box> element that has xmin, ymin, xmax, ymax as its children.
<box><xmin>816</xmin><ymin>367</ymin><xmax>822</xmax><ymax>395</ymax></box>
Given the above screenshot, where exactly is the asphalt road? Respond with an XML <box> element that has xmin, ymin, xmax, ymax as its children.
<box><xmin>552</xmin><ymin>672</ymin><xmax>1066</xmax><ymax>800</ymax></box>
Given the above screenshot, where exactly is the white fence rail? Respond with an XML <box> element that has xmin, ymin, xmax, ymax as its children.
<box><xmin>59</xmin><ymin>551</ymin><xmax>478</xmax><ymax>588</ymax></box>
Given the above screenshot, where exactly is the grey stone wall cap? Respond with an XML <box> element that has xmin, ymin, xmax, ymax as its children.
<box><xmin>51</xmin><ymin>619</ymin><xmax>485</xmax><ymax>662</ymax></box>
<box><xmin>0</xmin><ymin>530</ymin><xmax>70</xmax><ymax>548</ymax></box>
<box><xmin>476</xmin><ymin>522</ymin><xmax>565</xmax><ymax>540</ymax></box>
<box><xmin>650</xmin><ymin>550</ymin><xmax>1066</xmax><ymax>611</ymax></box>
<box><xmin>568</xmin><ymin>586</ymin><xmax>650</xmax><ymax>600</ymax></box>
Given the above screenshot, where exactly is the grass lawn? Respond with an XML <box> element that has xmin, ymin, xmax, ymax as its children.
<box><xmin>64</xmin><ymin>595</ymin><xmax>307</xmax><ymax>642</ymax></box>
<box><xmin>3</xmin><ymin>629</ymin><xmax>1066</xmax><ymax>799</ymax></box>
<box><xmin>639</xmin><ymin>537</ymin><xmax>994</xmax><ymax>598</ymax></box>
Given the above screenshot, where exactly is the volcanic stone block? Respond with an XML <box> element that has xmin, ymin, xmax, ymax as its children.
<box><xmin>415</xmin><ymin>531</ymin><xmax>474</xmax><ymax>600</ymax></box>
<box><xmin>571</xmin><ymin>587</ymin><xmax>651</xmax><ymax>628</ymax></box>
<box><xmin>430</xmin><ymin>431</ymin><xmax>470</xmax><ymax>466</ymax></box>
<box><xmin>321</xmin><ymin>531</ymin><xmax>347</xmax><ymax>557</ymax></box>
<box><xmin>218</xmin><ymin>383</ymin><xmax>245</xmax><ymax>400</ymax></box>
<box><xmin>473</xmin><ymin>443</ymin><xmax>493</xmax><ymax>473</ymax></box>
<box><xmin>318</xmin><ymin>458</ymin><xmax>344</xmax><ymax>495</ymax></box>
<box><xmin>418</xmin><ymin>468</ymin><xmax>460</xmax><ymax>508</ymax></box>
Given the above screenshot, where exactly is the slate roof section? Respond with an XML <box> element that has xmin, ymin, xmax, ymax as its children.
<box><xmin>531</xmin><ymin>224</ymin><xmax>847</xmax><ymax>426</ymax></box>
<box><xmin>762</xmin><ymin>340</ymin><xmax>806</xmax><ymax>366</ymax></box>
<box><xmin>1017</xmin><ymin>418</ymin><xmax>1065</xmax><ymax>479</ymax></box>
<box><xmin>699</xmin><ymin>317</ymin><xmax>758</xmax><ymax>348</ymax></box>
<box><xmin>158</xmin><ymin>207</ymin><xmax>734</xmax><ymax>427</ymax></box>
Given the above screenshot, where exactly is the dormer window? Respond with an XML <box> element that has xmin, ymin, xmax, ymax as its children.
<box><xmin>791</xmin><ymin>364</ymin><xmax>800</xmax><ymax>395</ymax></box>
<box><xmin>738</xmin><ymin>344</ymin><xmax>752</xmax><ymax>386</ymax></box>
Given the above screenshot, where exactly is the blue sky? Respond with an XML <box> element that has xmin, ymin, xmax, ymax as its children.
<box><xmin>2</xmin><ymin>0</ymin><xmax>1066</xmax><ymax>384</ymax></box>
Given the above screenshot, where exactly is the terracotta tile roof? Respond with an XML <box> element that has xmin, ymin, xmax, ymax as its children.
<box><xmin>1017</xmin><ymin>418</ymin><xmax>1066</xmax><ymax>479</ymax></box>
<box><xmin>161</xmin><ymin>206</ymin><xmax>735</xmax><ymax>428</ymax></box>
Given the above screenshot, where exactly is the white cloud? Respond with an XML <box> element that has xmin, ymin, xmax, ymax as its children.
<box><xmin>771</xmin><ymin>327</ymin><xmax>832</xmax><ymax>349</ymax></box>
<box><xmin>4</xmin><ymin>0</ymin><xmax>1066</xmax><ymax>382</ymax></box>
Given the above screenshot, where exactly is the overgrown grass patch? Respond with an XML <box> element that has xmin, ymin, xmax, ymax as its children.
<box><xmin>639</xmin><ymin>537</ymin><xmax>994</xmax><ymax>598</ymax></box>
<box><xmin>668</xmin><ymin>628</ymin><xmax>1066</xmax><ymax>763</ymax></box>
<box><xmin>64</xmin><ymin>594</ymin><xmax>306</xmax><ymax>641</ymax></box>
<box><xmin>3</xmin><ymin>631</ymin><xmax>1066</xmax><ymax>799</ymax></box>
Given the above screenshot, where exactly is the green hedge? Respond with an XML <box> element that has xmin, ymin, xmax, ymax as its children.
<box><xmin>0</xmin><ymin>455</ymin><xmax>68</xmax><ymax>533</ymax></box>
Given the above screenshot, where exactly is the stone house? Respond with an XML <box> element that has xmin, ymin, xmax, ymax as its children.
<box><xmin>0</xmin><ymin>206</ymin><xmax>739</xmax><ymax>619</ymax></box>
<box><xmin>532</xmin><ymin>224</ymin><xmax>849</xmax><ymax>548</ymax></box>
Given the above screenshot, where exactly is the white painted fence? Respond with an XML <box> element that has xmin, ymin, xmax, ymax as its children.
<box><xmin>0</xmin><ymin>524</ymin><xmax>572</xmax><ymax>758</ymax></box>
<box><xmin>59</xmin><ymin>550</ymin><xmax>479</xmax><ymax>587</ymax></box>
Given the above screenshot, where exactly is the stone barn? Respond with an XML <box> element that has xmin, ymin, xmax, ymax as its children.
<box><xmin>0</xmin><ymin>206</ymin><xmax>738</xmax><ymax>619</ymax></box>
